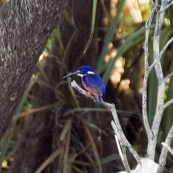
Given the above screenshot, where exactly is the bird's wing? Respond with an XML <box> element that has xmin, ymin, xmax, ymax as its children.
<box><xmin>83</xmin><ymin>74</ymin><xmax>105</xmax><ymax>95</ymax></box>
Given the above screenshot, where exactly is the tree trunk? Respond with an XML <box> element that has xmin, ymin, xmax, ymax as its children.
<box><xmin>10</xmin><ymin>0</ymin><xmax>101</xmax><ymax>172</ymax></box>
<box><xmin>0</xmin><ymin>0</ymin><xmax>67</xmax><ymax>138</ymax></box>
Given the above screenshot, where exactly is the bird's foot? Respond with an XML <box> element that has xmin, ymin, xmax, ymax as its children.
<box><xmin>86</xmin><ymin>92</ymin><xmax>91</xmax><ymax>98</ymax></box>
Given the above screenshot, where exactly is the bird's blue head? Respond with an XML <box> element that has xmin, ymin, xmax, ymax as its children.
<box><xmin>63</xmin><ymin>66</ymin><xmax>95</xmax><ymax>78</ymax></box>
<box><xmin>77</xmin><ymin>66</ymin><xmax>95</xmax><ymax>76</ymax></box>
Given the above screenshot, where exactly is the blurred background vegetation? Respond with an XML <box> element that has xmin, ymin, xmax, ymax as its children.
<box><xmin>0</xmin><ymin>0</ymin><xmax>173</xmax><ymax>172</ymax></box>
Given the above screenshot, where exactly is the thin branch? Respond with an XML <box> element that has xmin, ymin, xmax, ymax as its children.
<box><xmin>161</xmin><ymin>142</ymin><xmax>173</xmax><ymax>155</ymax></box>
<box><xmin>164</xmin><ymin>71</ymin><xmax>173</xmax><ymax>82</ymax></box>
<box><xmin>150</xmin><ymin>0</ymin><xmax>155</xmax><ymax>6</ymax></box>
<box><xmin>163</xmin><ymin>98</ymin><xmax>173</xmax><ymax>109</ymax></box>
<box><xmin>114</xmin><ymin>133</ymin><xmax>124</xmax><ymax>161</ymax></box>
<box><xmin>148</xmin><ymin>60</ymin><xmax>156</xmax><ymax>71</ymax></box>
<box><xmin>160</xmin><ymin>36</ymin><xmax>173</xmax><ymax>58</ymax></box>
<box><xmin>157</xmin><ymin>124</ymin><xmax>173</xmax><ymax>173</ymax></box>
<box><xmin>160</xmin><ymin>1</ymin><xmax>173</xmax><ymax>13</ymax></box>
<box><xmin>71</xmin><ymin>80</ymin><xmax>142</xmax><ymax>168</ymax></box>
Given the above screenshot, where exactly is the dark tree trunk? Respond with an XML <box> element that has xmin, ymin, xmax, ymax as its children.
<box><xmin>10</xmin><ymin>0</ymin><xmax>102</xmax><ymax>173</ymax></box>
<box><xmin>0</xmin><ymin>0</ymin><xmax>67</xmax><ymax>138</ymax></box>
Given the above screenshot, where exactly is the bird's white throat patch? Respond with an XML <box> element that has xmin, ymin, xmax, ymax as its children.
<box><xmin>87</xmin><ymin>71</ymin><xmax>95</xmax><ymax>74</ymax></box>
<box><xmin>77</xmin><ymin>74</ymin><xmax>84</xmax><ymax>77</ymax></box>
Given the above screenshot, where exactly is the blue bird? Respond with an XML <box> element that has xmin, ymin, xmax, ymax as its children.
<box><xmin>63</xmin><ymin>66</ymin><xmax>106</xmax><ymax>103</ymax></box>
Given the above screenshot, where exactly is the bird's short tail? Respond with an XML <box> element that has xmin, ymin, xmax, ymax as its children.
<box><xmin>97</xmin><ymin>96</ymin><xmax>102</xmax><ymax>104</ymax></box>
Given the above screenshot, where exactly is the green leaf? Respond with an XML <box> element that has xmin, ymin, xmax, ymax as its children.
<box><xmin>147</xmin><ymin>38</ymin><xmax>157</xmax><ymax>126</ymax></box>
<box><xmin>97</xmin><ymin>0</ymin><xmax>125</xmax><ymax>74</ymax></box>
<box><xmin>60</xmin><ymin>117</ymin><xmax>73</xmax><ymax>141</ymax></box>
<box><xmin>37</xmin><ymin>62</ymin><xmax>49</xmax><ymax>82</ymax></box>
<box><xmin>82</xmin><ymin>0</ymin><xmax>97</xmax><ymax>55</ymax></box>
<box><xmin>53</xmin><ymin>27</ymin><xmax>64</xmax><ymax>55</ymax></box>
<box><xmin>102</xmin><ymin>27</ymin><xmax>145</xmax><ymax>85</ymax></box>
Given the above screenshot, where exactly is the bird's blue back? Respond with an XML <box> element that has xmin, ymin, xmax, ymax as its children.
<box><xmin>82</xmin><ymin>74</ymin><xmax>105</xmax><ymax>96</ymax></box>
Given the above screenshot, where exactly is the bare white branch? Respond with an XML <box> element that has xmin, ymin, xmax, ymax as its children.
<box><xmin>147</xmin><ymin>0</ymin><xmax>169</xmax><ymax>160</ymax></box>
<box><xmin>160</xmin><ymin>36</ymin><xmax>173</xmax><ymax>58</ymax></box>
<box><xmin>71</xmin><ymin>80</ymin><xmax>141</xmax><ymax>168</ymax></box>
<box><xmin>160</xmin><ymin>1</ymin><xmax>173</xmax><ymax>12</ymax></box>
<box><xmin>142</xmin><ymin>2</ymin><xmax>158</xmax><ymax>159</ymax></box>
<box><xmin>164</xmin><ymin>71</ymin><xmax>173</xmax><ymax>82</ymax></box>
<box><xmin>142</xmin><ymin>0</ymin><xmax>173</xmax><ymax>171</ymax></box>
<box><xmin>150</xmin><ymin>0</ymin><xmax>155</xmax><ymax>6</ymax></box>
<box><xmin>114</xmin><ymin>134</ymin><xmax>124</xmax><ymax>161</ymax></box>
<box><xmin>148</xmin><ymin>61</ymin><xmax>156</xmax><ymax>71</ymax></box>
<box><xmin>161</xmin><ymin>142</ymin><xmax>173</xmax><ymax>155</ymax></box>
<box><xmin>163</xmin><ymin>98</ymin><xmax>173</xmax><ymax>109</ymax></box>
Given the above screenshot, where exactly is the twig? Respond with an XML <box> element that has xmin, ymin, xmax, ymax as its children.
<box><xmin>71</xmin><ymin>80</ymin><xmax>142</xmax><ymax>170</ymax></box>
<box><xmin>164</xmin><ymin>71</ymin><xmax>173</xmax><ymax>82</ymax></box>
<box><xmin>148</xmin><ymin>60</ymin><xmax>156</xmax><ymax>71</ymax></box>
<box><xmin>160</xmin><ymin>36</ymin><xmax>173</xmax><ymax>58</ymax></box>
<box><xmin>159</xmin><ymin>1</ymin><xmax>173</xmax><ymax>13</ymax></box>
<box><xmin>161</xmin><ymin>142</ymin><xmax>173</xmax><ymax>155</ymax></box>
<box><xmin>163</xmin><ymin>71</ymin><xmax>173</xmax><ymax>110</ymax></box>
<box><xmin>150</xmin><ymin>0</ymin><xmax>155</xmax><ymax>6</ymax></box>
<box><xmin>157</xmin><ymin>124</ymin><xmax>173</xmax><ymax>173</ymax></box>
<box><xmin>163</xmin><ymin>98</ymin><xmax>173</xmax><ymax>109</ymax></box>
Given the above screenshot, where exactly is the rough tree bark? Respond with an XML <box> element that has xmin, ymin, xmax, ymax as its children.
<box><xmin>0</xmin><ymin>0</ymin><xmax>67</xmax><ymax>138</ymax></box>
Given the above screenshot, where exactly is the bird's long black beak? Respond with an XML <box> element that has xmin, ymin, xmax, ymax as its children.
<box><xmin>63</xmin><ymin>71</ymin><xmax>80</xmax><ymax>78</ymax></box>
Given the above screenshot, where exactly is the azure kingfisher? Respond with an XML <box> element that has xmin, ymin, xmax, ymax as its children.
<box><xmin>63</xmin><ymin>66</ymin><xmax>106</xmax><ymax>103</ymax></box>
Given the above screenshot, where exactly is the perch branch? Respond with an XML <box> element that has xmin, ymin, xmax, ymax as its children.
<box><xmin>71</xmin><ymin>80</ymin><xmax>141</xmax><ymax>170</ymax></box>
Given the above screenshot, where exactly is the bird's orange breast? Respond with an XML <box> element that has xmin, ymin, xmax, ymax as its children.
<box><xmin>82</xmin><ymin>80</ymin><xmax>99</xmax><ymax>98</ymax></box>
